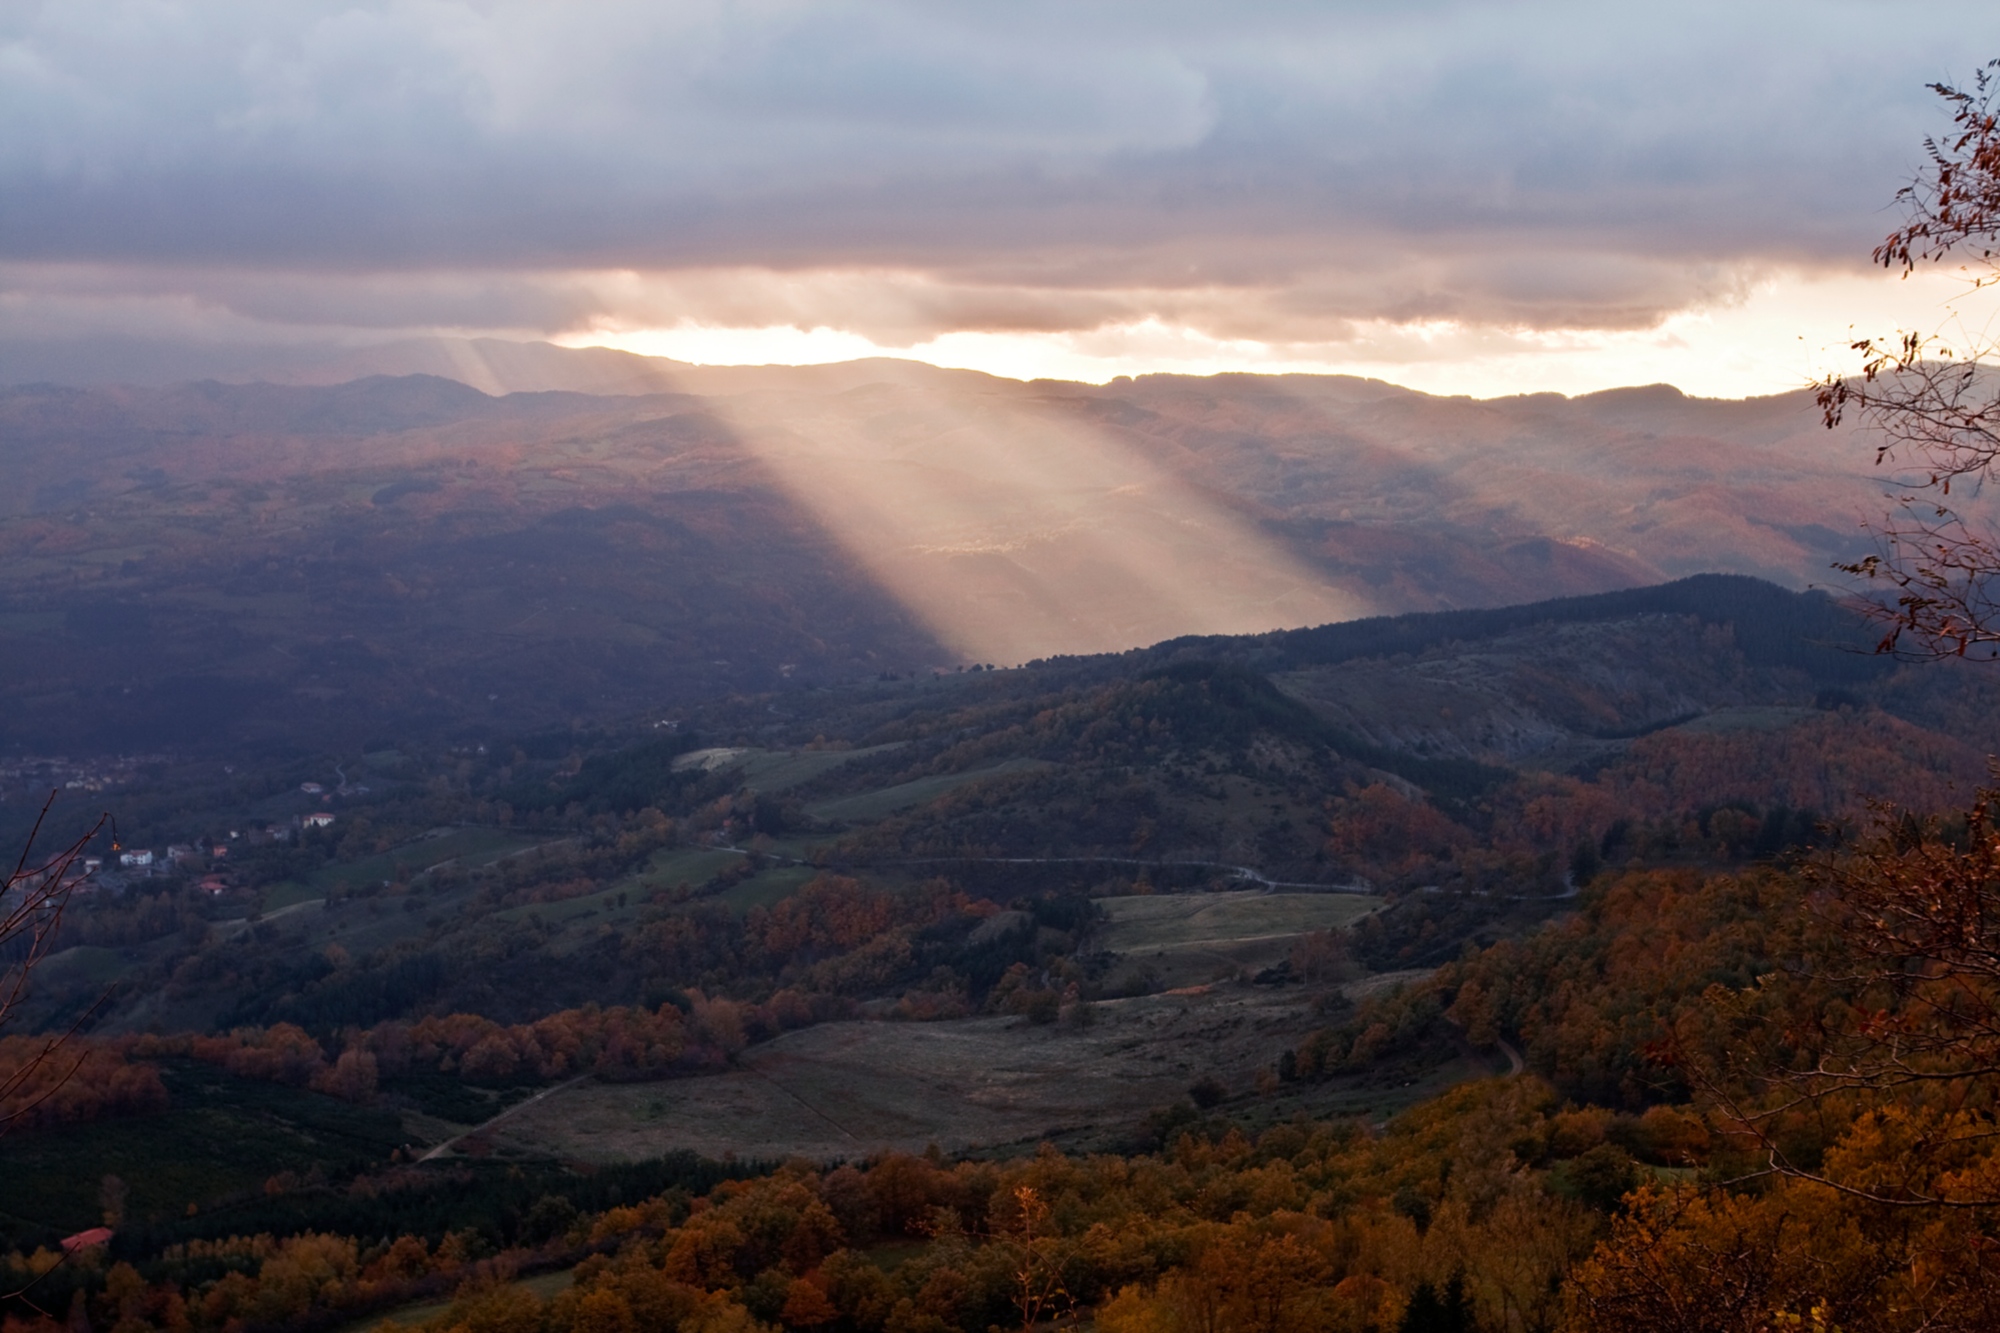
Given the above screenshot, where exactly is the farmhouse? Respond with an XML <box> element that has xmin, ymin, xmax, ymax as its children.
<box><xmin>302</xmin><ymin>812</ymin><xmax>335</xmax><ymax>829</ymax></box>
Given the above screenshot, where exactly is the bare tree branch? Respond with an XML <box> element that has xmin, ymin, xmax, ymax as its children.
<box><xmin>1819</xmin><ymin>62</ymin><xmax>2000</xmax><ymax>658</ymax></box>
<box><xmin>0</xmin><ymin>791</ymin><xmax>113</xmax><ymax>1132</ymax></box>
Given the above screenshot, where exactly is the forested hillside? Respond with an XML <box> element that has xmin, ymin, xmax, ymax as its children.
<box><xmin>5</xmin><ymin>574</ymin><xmax>1998</xmax><ymax>1331</ymax></box>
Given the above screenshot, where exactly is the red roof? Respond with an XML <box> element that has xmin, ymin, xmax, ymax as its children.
<box><xmin>60</xmin><ymin>1227</ymin><xmax>113</xmax><ymax>1253</ymax></box>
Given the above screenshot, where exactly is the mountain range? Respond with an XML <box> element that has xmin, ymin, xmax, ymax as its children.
<box><xmin>0</xmin><ymin>340</ymin><xmax>1885</xmax><ymax>754</ymax></box>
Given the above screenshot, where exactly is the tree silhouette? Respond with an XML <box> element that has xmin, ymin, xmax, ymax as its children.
<box><xmin>1</xmin><ymin>790</ymin><xmax>112</xmax><ymax>1134</ymax></box>
<box><xmin>1820</xmin><ymin>61</ymin><xmax>2000</xmax><ymax>657</ymax></box>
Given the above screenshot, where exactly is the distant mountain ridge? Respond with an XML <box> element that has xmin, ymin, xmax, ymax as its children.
<box><xmin>0</xmin><ymin>349</ymin><xmax>1893</xmax><ymax>753</ymax></box>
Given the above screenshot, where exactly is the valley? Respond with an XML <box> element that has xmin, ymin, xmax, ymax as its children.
<box><xmin>0</xmin><ymin>354</ymin><xmax>1888</xmax><ymax>759</ymax></box>
<box><xmin>5</xmin><ymin>555</ymin><xmax>1998</xmax><ymax>1333</ymax></box>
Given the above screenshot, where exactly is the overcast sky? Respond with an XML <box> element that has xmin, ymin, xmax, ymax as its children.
<box><xmin>6</xmin><ymin>1</ymin><xmax>2000</xmax><ymax>394</ymax></box>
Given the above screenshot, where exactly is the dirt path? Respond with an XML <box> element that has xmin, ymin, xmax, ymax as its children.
<box><xmin>418</xmin><ymin>1074</ymin><xmax>594</xmax><ymax>1161</ymax></box>
<box><xmin>1497</xmin><ymin>1038</ymin><xmax>1526</xmax><ymax>1075</ymax></box>
<box><xmin>747</xmin><ymin>1066</ymin><xmax>862</xmax><ymax>1144</ymax></box>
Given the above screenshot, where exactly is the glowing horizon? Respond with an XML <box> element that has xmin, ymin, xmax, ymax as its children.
<box><xmin>557</xmin><ymin>265</ymin><xmax>1993</xmax><ymax>402</ymax></box>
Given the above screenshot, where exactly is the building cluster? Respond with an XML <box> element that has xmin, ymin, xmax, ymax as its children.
<box><xmin>6</xmin><ymin>758</ymin><xmax>354</xmax><ymax>908</ymax></box>
<box><xmin>0</xmin><ymin>753</ymin><xmax>163</xmax><ymax>801</ymax></box>
<box><xmin>70</xmin><ymin>806</ymin><xmax>334</xmax><ymax>899</ymax></box>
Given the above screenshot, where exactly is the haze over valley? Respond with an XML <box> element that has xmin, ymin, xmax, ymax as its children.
<box><xmin>0</xmin><ymin>340</ymin><xmax>1883</xmax><ymax>753</ymax></box>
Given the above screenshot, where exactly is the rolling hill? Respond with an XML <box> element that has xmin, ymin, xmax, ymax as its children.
<box><xmin>0</xmin><ymin>348</ymin><xmax>1889</xmax><ymax>756</ymax></box>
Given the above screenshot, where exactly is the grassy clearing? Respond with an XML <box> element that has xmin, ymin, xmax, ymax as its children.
<box><xmin>631</xmin><ymin>846</ymin><xmax>744</xmax><ymax>892</ymax></box>
<box><xmin>1667</xmin><ymin>705</ymin><xmax>1818</xmax><ymax>735</ymax></box>
<box><xmin>1093</xmin><ymin>892</ymin><xmax>1386</xmax><ymax>991</ymax></box>
<box><xmin>1095</xmin><ymin>892</ymin><xmax>1382</xmax><ymax>952</ymax></box>
<box><xmin>737</xmin><ymin>745</ymin><xmax>905</xmax><ymax>793</ymax></box>
<box><xmin>489</xmin><ymin>984</ymin><xmax>1490</xmax><ymax>1165</ymax></box>
<box><xmin>265</xmin><ymin>880</ymin><xmax>323</xmax><ymax>910</ymax></box>
<box><xmin>35</xmin><ymin>944</ymin><xmax>128</xmax><ymax>986</ymax></box>
<box><xmin>806</xmin><ymin>758</ymin><xmax>1053</xmax><ymax>823</ymax></box>
<box><xmin>714</xmin><ymin>865</ymin><xmax>817</xmax><ymax>913</ymax></box>
<box><xmin>311</xmin><ymin>828</ymin><xmax>539</xmax><ymax>893</ymax></box>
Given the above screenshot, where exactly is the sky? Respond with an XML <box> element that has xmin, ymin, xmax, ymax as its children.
<box><xmin>6</xmin><ymin>1</ymin><xmax>2000</xmax><ymax>397</ymax></box>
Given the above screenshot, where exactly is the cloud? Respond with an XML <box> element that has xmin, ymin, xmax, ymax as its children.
<box><xmin>3</xmin><ymin>0</ymin><xmax>1998</xmax><ymax>367</ymax></box>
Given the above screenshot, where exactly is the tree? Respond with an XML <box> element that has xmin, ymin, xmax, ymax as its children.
<box><xmin>1819</xmin><ymin>61</ymin><xmax>2000</xmax><ymax>657</ymax></box>
<box><xmin>1692</xmin><ymin>790</ymin><xmax>2000</xmax><ymax>1209</ymax></box>
<box><xmin>1</xmin><ymin>791</ymin><xmax>111</xmax><ymax>1135</ymax></box>
<box><xmin>1597</xmin><ymin>792</ymin><xmax>2000</xmax><ymax>1331</ymax></box>
<box><xmin>995</xmin><ymin>1186</ymin><xmax>1070</xmax><ymax>1333</ymax></box>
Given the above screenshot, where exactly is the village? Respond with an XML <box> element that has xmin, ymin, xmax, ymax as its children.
<box><xmin>3</xmin><ymin>769</ymin><xmax>358</xmax><ymax>907</ymax></box>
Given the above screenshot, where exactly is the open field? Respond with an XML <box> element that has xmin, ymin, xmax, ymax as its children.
<box><xmin>264</xmin><ymin>880</ymin><xmax>326</xmax><ymax>910</ymax></box>
<box><xmin>628</xmin><ymin>846</ymin><xmax>748</xmax><ymax>892</ymax></box>
<box><xmin>32</xmin><ymin>943</ymin><xmax>127</xmax><ymax>988</ymax></box>
<box><xmin>1092</xmin><ymin>891</ymin><xmax>1384</xmax><ymax>989</ymax></box>
<box><xmin>311</xmin><ymin>827</ymin><xmax>544</xmax><ymax>893</ymax></box>
<box><xmin>484</xmin><ymin>979</ymin><xmax>1495</xmax><ymax>1164</ymax></box>
<box><xmin>1666</xmin><ymin>705</ymin><xmax>1819</xmax><ymax>735</ymax></box>
<box><xmin>735</xmin><ymin>745</ymin><xmax>906</xmax><ymax>793</ymax></box>
<box><xmin>806</xmin><ymin>757</ymin><xmax>1055</xmax><ymax>823</ymax></box>
<box><xmin>1096</xmin><ymin>892</ymin><xmax>1382</xmax><ymax>951</ymax></box>
<box><xmin>715</xmin><ymin>864</ymin><xmax>819</xmax><ymax>912</ymax></box>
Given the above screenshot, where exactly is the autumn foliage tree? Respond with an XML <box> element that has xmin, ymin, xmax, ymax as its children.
<box><xmin>1569</xmin><ymin>791</ymin><xmax>2000</xmax><ymax>1331</ymax></box>
<box><xmin>1820</xmin><ymin>60</ymin><xmax>2000</xmax><ymax>658</ymax></box>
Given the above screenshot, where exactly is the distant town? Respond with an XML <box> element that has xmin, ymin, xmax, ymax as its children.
<box><xmin>2</xmin><ymin>757</ymin><xmax>354</xmax><ymax>902</ymax></box>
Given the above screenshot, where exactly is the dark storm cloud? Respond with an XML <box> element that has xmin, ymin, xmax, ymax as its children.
<box><xmin>3</xmin><ymin>0</ymin><xmax>1997</xmax><ymax>340</ymax></box>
